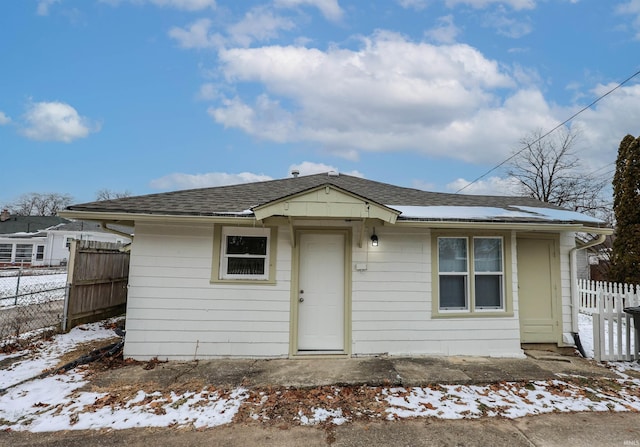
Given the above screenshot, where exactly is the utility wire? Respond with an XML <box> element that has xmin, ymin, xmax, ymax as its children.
<box><xmin>586</xmin><ymin>162</ymin><xmax>615</xmax><ymax>177</ymax></box>
<box><xmin>455</xmin><ymin>69</ymin><xmax>640</xmax><ymax>193</ymax></box>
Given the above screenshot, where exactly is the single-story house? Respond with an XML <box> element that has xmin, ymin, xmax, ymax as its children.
<box><xmin>59</xmin><ymin>172</ymin><xmax>611</xmax><ymax>360</ymax></box>
<box><xmin>0</xmin><ymin>211</ymin><xmax>130</xmax><ymax>267</ymax></box>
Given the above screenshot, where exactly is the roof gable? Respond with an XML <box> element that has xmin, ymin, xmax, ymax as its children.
<box><xmin>253</xmin><ymin>184</ymin><xmax>400</xmax><ymax>223</ymax></box>
<box><xmin>0</xmin><ymin>215</ymin><xmax>69</xmax><ymax>235</ymax></box>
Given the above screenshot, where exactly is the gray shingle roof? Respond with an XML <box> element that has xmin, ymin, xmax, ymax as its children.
<box><xmin>65</xmin><ymin>173</ymin><xmax>605</xmax><ymax>227</ymax></box>
<box><xmin>0</xmin><ymin>216</ymin><xmax>69</xmax><ymax>235</ymax></box>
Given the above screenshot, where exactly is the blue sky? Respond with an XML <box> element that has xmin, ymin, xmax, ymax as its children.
<box><xmin>1</xmin><ymin>0</ymin><xmax>640</xmax><ymax>207</ymax></box>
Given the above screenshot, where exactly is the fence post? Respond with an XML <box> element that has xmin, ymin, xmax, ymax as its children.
<box><xmin>13</xmin><ymin>266</ymin><xmax>22</xmax><ymax>306</ymax></box>
<box><xmin>593</xmin><ymin>311</ymin><xmax>602</xmax><ymax>362</ymax></box>
<box><xmin>61</xmin><ymin>282</ymin><xmax>70</xmax><ymax>332</ymax></box>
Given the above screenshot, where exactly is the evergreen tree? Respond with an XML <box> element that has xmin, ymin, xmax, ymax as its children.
<box><xmin>611</xmin><ymin>134</ymin><xmax>640</xmax><ymax>284</ymax></box>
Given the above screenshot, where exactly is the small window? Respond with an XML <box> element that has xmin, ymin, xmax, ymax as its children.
<box><xmin>219</xmin><ymin>227</ymin><xmax>270</xmax><ymax>280</ymax></box>
<box><xmin>35</xmin><ymin>245</ymin><xmax>45</xmax><ymax>261</ymax></box>
<box><xmin>15</xmin><ymin>244</ymin><xmax>33</xmax><ymax>263</ymax></box>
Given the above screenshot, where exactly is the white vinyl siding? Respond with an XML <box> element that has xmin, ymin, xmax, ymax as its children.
<box><xmin>560</xmin><ymin>231</ymin><xmax>575</xmax><ymax>345</ymax></box>
<box><xmin>351</xmin><ymin>228</ymin><xmax>522</xmax><ymax>358</ymax></box>
<box><xmin>123</xmin><ymin>222</ymin><xmax>291</xmax><ymax>360</ymax></box>
<box><xmin>122</xmin><ymin>220</ymin><xmax>570</xmax><ymax>360</ymax></box>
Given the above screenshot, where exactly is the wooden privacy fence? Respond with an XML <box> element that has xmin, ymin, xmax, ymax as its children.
<box><xmin>578</xmin><ymin>279</ymin><xmax>639</xmax><ymax>362</ymax></box>
<box><xmin>63</xmin><ymin>240</ymin><xmax>129</xmax><ymax>331</ymax></box>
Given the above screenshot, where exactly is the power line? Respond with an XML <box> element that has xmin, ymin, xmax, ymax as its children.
<box><xmin>575</xmin><ymin>162</ymin><xmax>616</xmax><ymax>181</ymax></box>
<box><xmin>455</xmin><ymin>69</ymin><xmax>640</xmax><ymax>194</ymax></box>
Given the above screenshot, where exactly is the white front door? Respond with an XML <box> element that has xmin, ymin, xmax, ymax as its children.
<box><xmin>297</xmin><ymin>233</ymin><xmax>345</xmax><ymax>351</ymax></box>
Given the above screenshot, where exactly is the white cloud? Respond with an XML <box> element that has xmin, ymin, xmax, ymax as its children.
<box><xmin>168</xmin><ymin>18</ymin><xmax>220</xmax><ymax>49</ymax></box>
<box><xmin>100</xmin><ymin>0</ymin><xmax>216</xmax><ymax>11</ymax></box>
<box><xmin>445</xmin><ymin>0</ymin><xmax>535</xmax><ymax>10</ymax></box>
<box><xmin>288</xmin><ymin>161</ymin><xmax>364</xmax><ymax>177</ymax></box>
<box><xmin>616</xmin><ymin>1</ymin><xmax>640</xmax><ymax>39</ymax></box>
<box><xmin>149</xmin><ymin>171</ymin><xmax>273</xmax><ymax>190</ymax></box>
<box><xmin>204</xmin><ymin>23</ymin><xmax>638</xmax><ymax>175</ymax></box>
<box><xmin>618</xmin><ymin>0</ymin><xmax>640</xmax><ymax>14</ymax></box>
<box><xmin>0</xmin><ymin>111</ymin><xmax>11</xmax><ymax>125</ymax></box>
<box><xmin>197</xmin><ymin>83</ymin><xmax>219</xmax><ymax>100</ymax></box>
<box><xmin>228</xmin><ymin>6</ymin><xmax>296</xmax><ymax>47</ymax></box>
<box><xmin>425</xmin><ymin>15</ymin><xmax>460</xmax><ymax>43</ymax></box>
<box><xmin>36</xmin><ymin>0</ymin><xmax>60</xmax><ymax>16</ymax></box>
<box><xmin>397</xmin><ymin>0</ymin><xmax>429</xmax><ymax>10</ymax></box>
<box><xmin>446</xmin><ymin>176</ymin><xmax>521</xmax><ymax>195</ymax></box>
<box><xmin>482</xmin><ymin>7</ymin><xmax>533</xmax><ymax>38</ymax></box>
<box><xmin>210</xmin><ymin>31</ymin><xmax>545</xmax><ymax>163</ymax></box>
<box><xmin>170</xmin><ymin>7</ymin><xmax>295</xmax><ymax>49</ymax></box>
<box><xmin>569</xmin><ymin>82</ymin><xmax>640</xmax><ymax>169</ymax></box>
<box><xmin>209</xmin><ymin>94</ymin><xmax>296</xmax><ymax>143</ymax></box>
<box><xmin>20</xmin><ymin>101</ymin><xmax>97</xmax><ymax>143</ymax></box>
<box><xmin>274</xmin><ymin>0</ymin><xmax>344</xmax><ymax>22</ymax></box>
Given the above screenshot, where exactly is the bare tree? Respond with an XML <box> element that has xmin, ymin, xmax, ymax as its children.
<box><xmin>7</xmin><ymin>193</ymin><xmax>73</xmax><ymax>216</ymax></box>
<box><xmin>507</xmin><ymin>128</ymin><xmax>609</xmax><ymax>216</ymax></box>
<box><xmin>95</xmin><ymin>189</ymin><xmax>132</xmax><ymax>201</ymax></box>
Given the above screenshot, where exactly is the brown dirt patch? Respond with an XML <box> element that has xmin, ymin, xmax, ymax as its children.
<box><xmin>53</xmin><ymin>337</ymin><xmax>122</xmax><ymax>370</ymax></box>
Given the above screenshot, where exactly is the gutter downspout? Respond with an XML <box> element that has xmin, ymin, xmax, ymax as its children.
<box><xmin>570</xmin><ymin>233</ymin><xmax>607</xmax><ymax>357</ymax></box>
<box><xmin>100</xmin><ymin>222</ymin><xmax>134</xmax><ymax>241</ymax></box>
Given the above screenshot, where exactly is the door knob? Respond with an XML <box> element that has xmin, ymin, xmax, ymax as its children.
<box><xmin>299</xmin><ymin>297</ymin><xmax>304</xmax><ymax>302</ymax></box>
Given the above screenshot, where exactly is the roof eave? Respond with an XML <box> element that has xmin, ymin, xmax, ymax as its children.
<box><xmin>58</xmin><ymin>210</ymin><xmax>256</xmax><ymax>225</ymax></box>
<box><xmin>394</xmin><ymin>218</ymin><xmax>613</xmax><ymax>234</ymax></box>
<box><xmin>58</xmin><ymin>210</ymin><xmax>613</xmax><ymax>234</ymax></box>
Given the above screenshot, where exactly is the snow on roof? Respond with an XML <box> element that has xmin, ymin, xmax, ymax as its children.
<box><xmin>510</xmin><ymin>206</ymin><xmax>603</xmax><ymax>223</ymax></box>
<box><xmin>389</xmin><ymin>205</ymin><xmax>604</xmax><ymax>224</ymax></box>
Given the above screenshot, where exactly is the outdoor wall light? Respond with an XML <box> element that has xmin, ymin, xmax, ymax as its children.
<box><xmin>371</xmin><ymin>232</ymin><xmax>379</xmax><ymax>247</ymax></box>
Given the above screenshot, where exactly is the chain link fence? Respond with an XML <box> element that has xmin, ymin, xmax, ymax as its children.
<box><xmin>0</xmin><ymin>264</ymin><xmax>68</xmax><ymax>342</ymax></box>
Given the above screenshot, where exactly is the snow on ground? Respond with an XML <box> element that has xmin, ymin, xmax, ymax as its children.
<box><xmin>0</xmin><ymin>272</ymin><xmax>67</xmax><ymax>306</ymax></box>
<box><xmin>1</xmin><ymin>315</ymin><xmax>639</xmax><ymax>432</ymax></box>
<box><xmin>0</xmin><ymin>321</ymin><xmax>118</xmax><ymax>389</ymax></box>
<box><xmin>579</xmin><ymin>313</ymin><xmax>595</xmax><ymax>358</ymax></box>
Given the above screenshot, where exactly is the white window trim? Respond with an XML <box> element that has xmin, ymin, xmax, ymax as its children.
<box><xmin>0</xmin><ymin>243</ymin><xmax>13</xmax><ymax>262</ymax></box>
<box><xmin>219</xmin><ymin>226</ymin><xmax>271</xmax><ymax>280</ymax></box>
<box><xmin>15</xmin><ymin>243</ymin><xmax>33</xmax><ymax>263</ymax></box>
<box><xmin>437</xmin><ymin>236</ymin><xmax>505</xmax><ymax>314</ymax></box>
<box><xmin>35</xmin><ymin>245</ymin><xmax>45</xmax><ymax>261</ymax></box>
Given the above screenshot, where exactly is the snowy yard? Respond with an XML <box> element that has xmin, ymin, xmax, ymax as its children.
<box><xmin>1</xmin><ymin>315</ymin><xmax>640</xmax><ymax>432</ymax></box>
<box><xmin>0</xmin><ymin>272</ymin><xmax>67</xmax><ymax>307</ymax></box>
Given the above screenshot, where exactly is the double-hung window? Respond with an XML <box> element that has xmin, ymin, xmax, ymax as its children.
<box><xmin>437</xmin><ymin>236</ymin><xmax>504</xmax><ymax>313</ymax></box>
<box><xmin>219</xmin><ymin>227</ymin><xmax>271</xmax><ymax>281</ymax></box>
<box><xmin>0</xmin><ymin>244</ymin><xmax>12</xmax><ymax>262</ymax></box>
<box><xmin>35</xmin><ymin>245</ymin><xmax>45</xmax><ymax>261</ymax></box>
<box><xmin>15</xmin><ymin>244</ymin><xmax>33</xmax><ymax>263</ymax></box>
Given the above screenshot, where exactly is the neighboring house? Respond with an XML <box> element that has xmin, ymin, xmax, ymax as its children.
<box><xmin>59</xmin><ymin>172</ymin><xmax>611</xmax><ymax>360</ymax></box>
<box><xmin>45</xmin><ymin>220</ymin><xmax>131</xmax><ymax>266</ymax></box>
<box><xmin>0</xmin><ymin>210</ymin><xmax>130</xmax><ymax>267</ymax></box>
<box><xmin>574</xmin><ymin>234</ymin><xmax>615</xmax><ymax>282</ymax></box>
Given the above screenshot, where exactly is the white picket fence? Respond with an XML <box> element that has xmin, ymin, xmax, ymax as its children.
<box><xmin>578</xmin><ymin>279</ymin><xmax>639</xmax><ymax>362</ymax></box>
